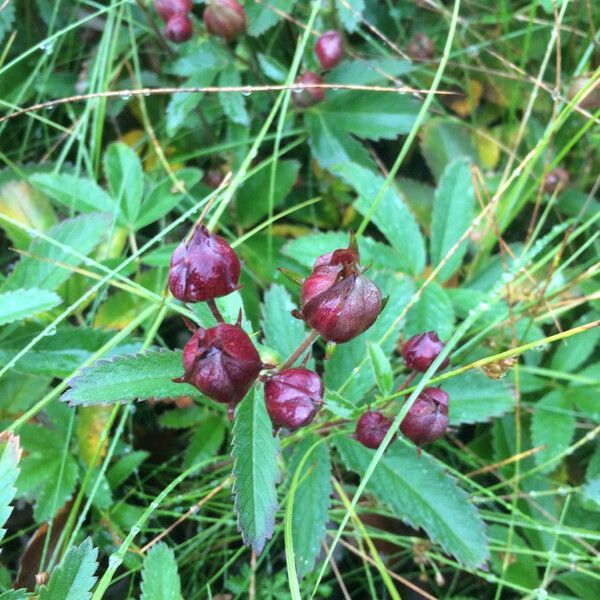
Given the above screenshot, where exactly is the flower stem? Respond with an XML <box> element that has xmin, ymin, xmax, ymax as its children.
<box><xmin>207</xmin><ymin>299</ymin><xmax>225</xmax><ymax>323</ymax></box>
<box><xmin>280</xmin><ymin>330</ymin><xmax>319</xmax><ymax>371</ymax></box>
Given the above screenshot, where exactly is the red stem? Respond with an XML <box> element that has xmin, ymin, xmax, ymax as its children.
<box><xmin>207</xmin><ymin>299</ymin><xmax>225</xmax><ymax>323</ymax></box>
<box><xmin>279</xmin><ymin>330</ymin><xmax>319</xmax><ymax>371</ymax></box>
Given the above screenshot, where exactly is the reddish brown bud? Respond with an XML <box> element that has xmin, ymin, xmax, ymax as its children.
<box><xmin>169</xmin><ymin>225</ymin><xmax>241</xmax><ymax>303</ymax></box>
<box><xmin>177</xmin><ymin>323</ymin><xmax>262</xmax><ymax>416</ymax></box>
<box><xmin>315</xmin><ymin>30</ymin><xmax>344</xmax><ymax>70</ymax></box>
<box><xmin>155</xmin><ymin>0</ymin><xmax>192</xmax><ymax>22</ymax></box>
<box><xmin>165</xmin><ymin>14</ymin><xmax>193</xmax><ymax>43</ymax></box>
<box><xmin>407</xmin><ymin>33</ymin><xmax>435</xmax><ymax>61</ymax></box>
<box><xmin>355</xmin><ymin>410</ymin><xmax>394</xmax><ymax>449</ymax></box>
<box><xmin>292</xmin><ymin>72</ymin><xmax>325</xmax><ymax>108</ymax></box>
<box><xmin>401</xmin><ymin>331</ymin><xmax>449</xmax><ymax>373</ymax></box>
<box><xmin>204</xmin><ymin>0</ymin><xmax>246</xmax><ymax>41</ymax></box>
<box><xmin>300</xmin><ymin>244</ymin><xmax>381</xmax><ymax>343</ymax></box>
<box><xmin>543</xmin><ymin>167</ymin><xmax>570</xmax><ymax>195</ymax></box>
<box><xmin>400</xmin><ymin>387</ymin><xmax>449</xmax><ymax>446</ymax></box>
<box><xmin>203</xmin><ymin>168</ymin><xmax>225</xmax><ymax>189</ymax></box>
<box><xmin>264</xmin><ymin>368</ymin><xmax>323</xmax><ymax>431</ymax></box>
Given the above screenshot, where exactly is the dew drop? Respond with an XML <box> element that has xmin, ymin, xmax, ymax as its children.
<box><xmin>534</xmin><ymin>589</ymin><xmax>548</xmax><ymax>600</ymax></box>
<box><xmin>44</xmin><ymin>325</ymin><xmax>57</xmax><ymax>337</ymax></box>
<box><xmin>241</xmin><ymin>87</ymin><xmax>252</xmax><ymax>97</ymax></box>
<box><xmin>108</xmin><ymin>555</ymin><xmax>123</xmax><ymax>570</ymax></box>
<box><xmin>120</xmin><ymin>92</ymin><xmax>132</xmax><ymax>101</ymax></box>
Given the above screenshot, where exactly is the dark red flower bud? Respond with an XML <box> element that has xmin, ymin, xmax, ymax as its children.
<box><xmin>169</xmin><ymin>225</ymin><xmax>241</xmax><ymax>303</ymax></box>
<box><xmin>400</xmin><ymin>387</ymin><xmax>449</xmax><ymax>446</ymax></box>
<box><xmin>204</xmin><ymin>0</ymin><xmax>246</xmax><ymax>41</ymax></box>
<box><xmin>401</xmin><ymin>331</ymin><xmax>449</xmax><ymax>373</ymax></box>
<box><xmin>292</xmin><ymin>72</ymin><xmax>325</xmax><ymax>108</ymax></box>
<box><xmin>155</xmin><ymin>0</ymin><xmax>192</xmax><ymax>21</ymax></box>
<box><xmin>300</xmin><ymin>244</ymin><xmax>381</xmax><ymax>343</ymax></box>
<box><xmin>176</xmin><ymin>323</ymin><xmax>262</xmax><ymax>418</ymax></box>
<box><xmin>264</xmin><ymin>368</ymin><xmax>323</xmax><ymax>431</ymax></box>
<box><xmin>203</xmin><ymin>168</ymin><xmax>225</xmax><ymax>189</ymax></box>
<box><xmin>543</xmin><ymin>167</ymin><xmax>570</xmax><ymax>194</ymax></box>
<box><xmin>407</xmin><ymin>33</ymin><xmax>435</xmax><ymax>61</ymax></box>
<box><xmin>315</xmin><ymin>30</ymin><xmax>344</xmax><ymax>70</ymax></box>
<box><xmin>165</xmin><ymin>14</ymin><xmax>193</xmax><ymax>43</ymax></box>
<box><xmin>355</xmin><ymin>410</ymin><xmax>394</xmax><ymax>449</ymax></box>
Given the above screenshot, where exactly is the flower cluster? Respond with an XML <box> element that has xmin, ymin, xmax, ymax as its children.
<box><xmin>169</xmin><ymin>227</ymin><xmax>450</xmax><ymax>448</ymax></box>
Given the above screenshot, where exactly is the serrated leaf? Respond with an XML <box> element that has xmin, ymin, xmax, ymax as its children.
<box><xmin>551</xmin><ymin>313</ymin><xmax>600</xmax><ymax>372</ymax></box>
<box><xmin>443</xmin><ymin>371</ymin><xmax>516</xmax><ymax>425</ymax></box>
<box><xmin>104</xmin><ymin>142</ymin><xmax>143</xmax><ymax>225</ymax></box>
<box><xmin>218</xmin><ymin>65</ymin><xmax>248</xmax><ymax>126</ymax></box>
<box><xmin>3</xmin><ymin>213</ymin><xmax>108</xmax><ymax>292</ymax></box>
<box><xmin>106</xmin><ymin>451</ymin><xmax>149</xmax><ymax>489</ymax></box>
<box><xmin>430</xmin><ymin>158</ymin><xmax>476</xmax><ymax>281</ymax></box>
<box><xmin>405</xmin><ymin>282</ymin><xmax>455</xmax><ymax>340</ymax></box>
<box><xmin>166</xmin><ymin>71</ymin><xmax>218</xmax><ymax>136</ymax></box>
<box><xmin>231</xmin><ymin>389</ymin><xmax>279</xmax><ymax>554</ymax></box>
<box><xmin>135</xmin><ymin>169</ymin><xmax>202</xmax><ymax>229</ymax></box>
<box><xmin>60</xmin><ymin>349</ymin><xmax>200</xmax><ymax>406</ymax></box>
<box><xmin>184</xmin><ymin>415</ymin><xmax>226</xmax><ymax>469</ymax></box>
<box><xmin>0</xmin><ymin>433</ymin><xmax>22</xmax><ymax>543</ymax></box>
<box><xmin>336</xmin><ymin>0</ymin><xmax>364</xmax><ymax>32</ymax></box>
<box><xmin>0</xmin><ymin>591</ymin><xmax>29</xmax><ymax>600</ymax></box>
<box><xmin>305</xmin><ymin>113</ymin><xmax>372</xmax><ymax>170</ymax></box>
<box><xmin>0</xmin><ymin>325</ymin><xmax>141</xmax><ymax>378</ymax></box>
<box><xmin>531</xmin><ymin>390</ymin><xmax>576</xmax><ymax>472</ymax></box>
<box><xmin>140</xmin><ymin>543</ymin><xmax>181</xmax><ymax>600</ymax></box>
<box><xmin>336</xmin><ymin>438</ymin><xmax>489</xmax><ymax>568</ymax></box>
<box><xmin>246</xmin><ymin>0</ymin><xmax>296</xmax><ymax>37</ymax></box>
<box><xmin>313</xmin><ymin>91</ymin><xmax>420</xmax><ymax>141</ymax></box>
<box><xmin>325</xmin><ymin>273</ymin><xmax>414</xmax><ymax>403</ymax></box>
<box><xmin>367</xmin><ymin>343</ymin><xmax>393</xmax><ymax>395</ymax></box>
<box><xmin>331</xmin><ymin>163</ymin><xmax>426</xmax><ymax>275</ymax></box>
<box><xmin>31</xmin><ymin>173</ymin><xmax>117</xmax><ymax>217</ymax></box>
<box><xmin>326</xmin><ymin>58</ymin><xmax>413</xmax><ymax>87</ymax></box>
<box><xmin>261</xmin><ymin>285</ymin><xmax>308</xmax><ymax>365</ymax></box>
<box><xmin>38</xmin><ymin>538</ymin><xmax>98</xmax><ymax>600</ymax></box>
<box><xmin>0</xmin><ymin>289</ymin><xmax>61</xmax><ymax>326</ymax></box>
<box><xmin>288</xmin><ymin>435</ymin><xmax>331</xmax><ymax>577</ymax></box>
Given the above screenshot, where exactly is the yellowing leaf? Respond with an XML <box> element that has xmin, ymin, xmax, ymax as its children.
<box><xmin>77</xmin><ymin>406</ymin><xmax>112</xmax><ymax>466</ymax></box>
<box><xmin>475</xmin><ymin>129</ymin><xmax>501</xmax><ymax>169</ymax></box>
<box><xmin>448</xmin><ymin>80</ymin><xmax>484</xmax><ymax>117</ymax></box>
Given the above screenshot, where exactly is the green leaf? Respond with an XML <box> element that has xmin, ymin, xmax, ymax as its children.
<box><xmin>135</xmin><ymin>169</ymin><xmax>202</xmax><ymax>229</ymax></box>
<box><xmin>106</xmin><ymin>451</ymin><xmax>149</xmax><ymax>489</ymax></box>
<box><xmin>236</xmin><ymin>160</ymin><xmax>300</xmax><ymax>227</ymax></box>
<box><xmin>218</xmin><ymin>65</ymin><xmax>249</xmax><ymax>126</ymax></box>
<box><xmin>3</xmin><ymin>213</ymin><xmax>108</xmax><ymax>292</ymax></box>
<box><xmin>0</xmin><ymin>591</ymin><xmax>29</xmax><ymax>600</ymax></box>
<box><xmin>367</xmin><ymin>342</ymin><xmax>393</xmax><ymax>395</ymax></box>
<box><xmin>38</xmin><ymin>538</ymin><xmax>98</xmax><ymax>600</ymax></box>
<box><xmin>305</xmin><ymin>113</ymin><xmax>372</xmax><ymax>170</ymax></box>
<box><xmin>16</xmin><ymin>424</ymin><xmax>79</xmax><ymax>522</ymax></box>
<box><xmin>282</xmin><ymin>231</ymin><xmax>405</xmax><ymax>273</ymax></box>
<box><xmin>61</xmin><ymin>349</ymin><xmax>200</xmax><ymax>406</ymax></box>
<box><xmin>288</xmin><ymin>436</ymin><xmax>331</xmax><ymax>577</ymax></box>
<box><xmin>0</xmin><ymin>325</ymin><xmax>141</xmax><ymax>378</ymax></box>
<box><xmin>246</xmin><ymin>0</ymin><xmax>296</xmax><ymax>37</ymax></box>
<box><xmin>336</xmin><ymin>438</ymin><xmax>489</xmax><ymax>568</ymax></box>
<box><xmin>0</xmin><ymin>433</ymin><xmax>21</xmax><ymax>543</ymax></box>
<box><xmin>331</xmin><ymin>163</ymin><xmax>426</xmax><ymax>275</ymax></box>
<box><xmin>158</xmin><ymin>406</ymin><xmax>206</xmax><ymax>429</ymax></box>
<box><xmin>166</xmin><ymin>71</ymin><xmax>218</xmax><ymax>136</ymax></box>
<box><xmin>581</xmin><ymin>479</ymin><xmax>600</xmax><ymax>511</ymax></box>
<box><xmin>443</xmin><ymin>371</ymin><xmax>516</xmax><ymax>425</ymax></box>
<box><xmin>336</xmin><ymin>0</ymin><xmax>364</xmax><ymax>32</ymax></box>
<box><xmin>104</xmin><ymin>142</ymin><xmax>144</xmax><ymax>225</ymax></box>
<box><xmin>313</xmin><ymin>91</ymin><xmax>420</xmax><ymax>141</ymax></box>
<box><xmin>326</xmin><ymin>58</ymin><xmax>413</xmax><ymax>86</ymax></box>
<box><xmin>420</xmin><ymin>119</ymin><xmax>478</xmax><ymax>181</ymax></box>
<box><xmin>0</xmin><ymin>289</ymin><xmax>61</xmax><ymax>326</ymax></box>
<box><xmin>325</xmin><ymin>273</ymin><xmax>414</xmax><ymax>403</ymax></box>
<box><xmin>551</xmin><ymin>312</ymin><xmax>600</xmax><ymax>372</ymax></box>
<box><xmin>184</xmin><ymin>415</ymin><xmax>226</xmax><ymax>469</ymax></box>
<box><xmin>488</xmin><ymin>525</ymin><xmax>538</xmax><ymax>590</ymax></box>
<box><xmin>261</xmin><ymin>284</ymin><xmax>308</xmax><ymax>365</ymax></box>
<box><xmin>430</xmin><ymin>158</ymin><xmax>476</xmax><ymax>281</ymax></box>
<box><xmin>231</xmin><ymin>389</ymin><xmax>279</xmax><ymax>554</ymax></box>
<box><xmin>405</xmin><ymin>282</ymin><xmax>455</xmax><ymax>340</ymax></box>
<box><xmin>0</xmin><ymin>2</ymin><xmax>15</xmax><ymax>45</ymax></box>
<box><xmin>531</xmin><ymin>390</ymin><xmax>576</xmax><ymax>472</ymax></box>
<box><xmin>31</xmin><ymin>173</ymin><xmax>117</xmax><ymax>217</ymax></box>
<box><xmin>140</xmin><ymin>543</ymin><xmax>181</xmax><ymax>600</ymax></box>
